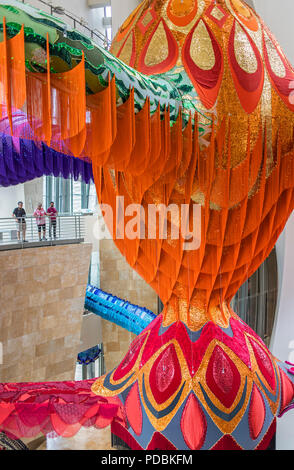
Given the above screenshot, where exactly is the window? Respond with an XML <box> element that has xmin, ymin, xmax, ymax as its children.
<box><xmin>44</xmin><ymin>175</ymin><xmax>97</xmax><ymax>213</ymax></box>
<box><xmin>232</xmin><ymin>248</ymin><xmax>278</xmax><ymax>347</ymax></box>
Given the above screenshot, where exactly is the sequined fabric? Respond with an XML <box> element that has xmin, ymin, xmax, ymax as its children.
<box><xmin>92</xmin><ymin>311</ymin><xmax>294</xmax><ymax>449</ymax></box>
<box><xmin>0</xmin><ymin>0</ymin><xmax>294</xmax><ymax>450</ymax></box>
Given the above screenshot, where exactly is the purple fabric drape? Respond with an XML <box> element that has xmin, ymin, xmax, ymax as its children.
<box><xmin>0</xmin><ymin>134</ymin><xmax>94</xmax><ymax>187</ymax></box>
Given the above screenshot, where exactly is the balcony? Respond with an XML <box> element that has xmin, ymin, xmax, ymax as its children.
<box><xmin>0</xmin><ymin>214</ymin><xmax>86</xmax><ymax>251</ymax></box>
<box><xmin>19</xmin><ymin>0</ymin><xmax>111</xmax><ymax>49</ymax></box>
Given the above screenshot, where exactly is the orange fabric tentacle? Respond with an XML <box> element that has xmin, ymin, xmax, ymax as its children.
<box><xmin>85</xmin><ymin>75</ymin><xmax>114</xmax><ymax>164</ymax></box>
<box><xmin>45</xmin><ymin>34</ymin><xmax>52</xmax><ymax>145</ymax></box>
<box><xmin>50</xmin><ymin>53</ymin><xmax>86</xmax><ymax>155</ymax></box>
<box><xmin>106</xmin><ymin>88</ymin><xmax>135</xmax><ymax>171</ymax></box>
<box><xmin>0</xmin><ymin>18</ymin><xmax>28</xmax><ymax>133</ymax></box>
<box><xmin>1</xmin><ymin>17</ymin><xmax>12</xmax><ymax>132</ymax></box>
<box><xmin>127</xmin><ymin>97</ymin><xmax>151</xmax><ymax>175</ymax></box>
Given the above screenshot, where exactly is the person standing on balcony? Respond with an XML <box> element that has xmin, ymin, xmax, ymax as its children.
<box><xmin>33</xmin><ymin>203</ymin><xmax>47</xmax><ymax>241</ymax></box>
<box><xmin>47</xmin><ymin>201</ymin><xmax>58</xmax><ymax>239</ymax></box>
<box><xmin>12</xmin><ymin>201</ymin><xmax>27</xmax><ymax>243</ymax></box>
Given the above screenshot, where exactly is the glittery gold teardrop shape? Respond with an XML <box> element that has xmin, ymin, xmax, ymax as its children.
<box><xmin>234</xmin><ymin>21</ymin><xmax>257</xmax><ymax>74</ymax></box>
<box><xmin>189</xmin><ymin>19</ymin><xmax>215</xmax><ymax>70</ymax></box>
<box><xmin>144</xmin><ymin>21</ymin><xmax>169</xmax><ymax>67</ymax></box>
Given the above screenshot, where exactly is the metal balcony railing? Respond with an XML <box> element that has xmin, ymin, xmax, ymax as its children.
<box><xmin>0</xmin><ymin>214</ymin><xmax>85</xmax><ymax>250</ymax></box>
<box><xmin>20</xmin><ymin>0</ymin><xmax>112</xmax><ymax>49</ymax></box>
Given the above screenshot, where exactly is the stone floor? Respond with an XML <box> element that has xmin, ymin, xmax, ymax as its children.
<box><xmin>37</xmin><ymin>427</ymin><xmax>113</xmax><ymax>450</ymax></box>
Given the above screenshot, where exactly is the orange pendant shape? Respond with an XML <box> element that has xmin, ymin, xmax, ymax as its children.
<box><xmin>167</xmin><ymin>0</ymin><xmax>198</xmax><ymax>27</ymax></box>
<box><xmin>263</xmin><ymin>25</ymin><xmax>294</xmax><ymax>112</ymax></box>
<box><xmin>228</xmin><ymin>20</ymin><xmax>264</xmax><ymax>114</ymax></box>
<box><xmin>138</xmin><ymin>19</ymin><xmax>178</xmax><ymax>74</ymax></box>
<box><xmin>182</xmin><ymin>18</ymin><xmax>223</xmax><ymax>109</ymax></box>
<box><xmin>230</xmin><ymin>0</ymin><xmax>259</xmax><ymax>31</ymax></box>
<box><xmin>181</xmin><ymin>393</ymin><xmax>207</xmax><ymax>450</ymax></box>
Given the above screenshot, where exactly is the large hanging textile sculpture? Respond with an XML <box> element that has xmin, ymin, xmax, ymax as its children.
<box><xmin>0</xmin><ymin>0</ymin><xmax>294</xmax><ymax>450</ymax></box>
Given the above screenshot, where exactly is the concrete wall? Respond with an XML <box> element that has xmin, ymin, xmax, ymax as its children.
<box><xmin>0</xmin><ymin>243</ymin><xmax>92</xmax><ymax>382</ymax></box>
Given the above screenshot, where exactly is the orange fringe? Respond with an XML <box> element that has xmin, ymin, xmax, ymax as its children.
<box><xmin>1</xmin><ymin>21</ymin><xmax>294</xmax><ymax>314</ymax></box>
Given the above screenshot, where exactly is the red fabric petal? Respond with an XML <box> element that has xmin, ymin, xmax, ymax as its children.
<box><xmin>113</xmin><ymin>333</ymin><xmax>146</xmax><ymax>381</ymax></box>
<box><xmin>182</xmin><ymin>18</ymin><xmax>223</xmax><ymax>109</ymax></box>
<box><xmin>0</xmin><ymin>379</ymin><xmax>123</xmax><ymax>440</ymax></box>
<box><xmin>212</xmin><ymin>435</ymin><xmax>243</xmax><ymax>450</ymax></box>
<box><xmin>248</xmin><ymin>385</ymin><xmax>265</xmax><ymax>441</ymax></box>
<box><xmin>0</xmin><ymin>404</ymin><xmax>15</xmax><ymax>426</ymax></box>
<box><xmin>147</xmin><ymin>432</ymin><xmax>177</xmax><ymax>450</ymax></box>
<box><xmin>256</xmin><ymin>418</ymin><xmax>276</xmax><ymax>450</ymax></box>
<box><xmin>125</xmin><ymin>382</ymin><xmax>142</xmax><ymax>436</ymax></box>
<box><xmin>181</xmin><ymin>394</ymin><xmax>207</xmax><ymax>450</ymax></box>
<box><xmin>206</xmin><ymin>345</ymin><xmax>241</xmax><ymax>408</ymax></box>
<box><xmin>149</xmin><ymin>344</ymin><xmax>182</xmax><ymax>405</ymax></box>
<box><xmin>228</xmin><ymin>20</ymin><xmax>264</xmax><ymax>113</ymax></box>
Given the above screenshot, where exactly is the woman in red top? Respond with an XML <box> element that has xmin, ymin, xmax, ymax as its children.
<box><xmin>47</xmin><ymin>201</ymin><xmax>58</xmax><ymax>239</ymax></box>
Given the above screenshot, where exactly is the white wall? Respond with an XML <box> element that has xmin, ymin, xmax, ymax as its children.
<box><xmin>254</xmin><ymin>0</ymin><xmax>294</xmax><ymax>66</ymax></box>
<box><xmin>25</xmin><ymin>0</ymin><xmax>105</xmax><ymax>35</ymax></box>
<box><xmin>271</xmin><ymin>216</ymin><xmax>294</xmax><ymax>450</ymax></box>
<box><xmin>253</xmin><ymin>0</ymin><xmax>294</xmax><ymax>450</ymax></box>
<box><xmin>111</xmin><ymin>0</ymin><xmax>140</xmax><ymax>38</ymax></box>
<box><xmin>0</xmin><ymin>184</ymin><xmax>25</xmax><ymax>218</ymax></box>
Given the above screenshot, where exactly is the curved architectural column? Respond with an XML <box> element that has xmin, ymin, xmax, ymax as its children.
<box><xmin>271</xmin><ymin>215</ymin><xmax>294</xmax><ymax>450</ymax></box>
<box><xmin>252</xmin><ymin>0</ymin><xmax>294</xmax><ymax>450</ymax></box>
